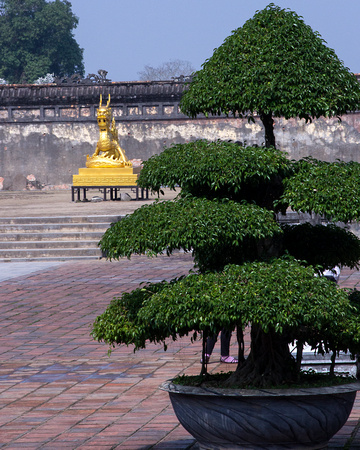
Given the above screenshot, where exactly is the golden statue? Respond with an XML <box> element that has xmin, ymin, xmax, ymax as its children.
<box><xmin>86</xmin><ymin>94</ymin><xmax>132</xmax><ymax>168</ymax></box>
<box><xmin>72</xmin><ymin>94</ymin><xmax>139</xmax><ymax>188</ymax></box>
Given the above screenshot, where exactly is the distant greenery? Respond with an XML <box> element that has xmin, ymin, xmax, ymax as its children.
<box><xmin>0</xmin><ymin>0</ymin><xmax>84</xmax><ymax>84</ymax></box>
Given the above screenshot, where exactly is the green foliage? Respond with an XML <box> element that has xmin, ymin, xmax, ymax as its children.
<box><xmin>0</xmin><ymin>0</ymin><xmax>84</xmax><ymax>83</ymax></box>
<box><xmin>92</xmin><ymin>259</ymin><xmax>360</xmax><ymax>360</ymax></box>
<box><xmin>93</xmin><ymin>0</ymin><xmax>360</xmax><ymax>387</ymax></box>
<box><xmin>220</xmin><ymin>260</ymin><xmax>353</xmax><ymax>338</ymax></box>
<box><xmin>100</xmin><ymin>195</ymin><xmax>282</xmax><ymax>272</ymax></box>
<box><xmin>91</xmin><ymin>279</ymin><xmax>182</xmax><ymax>351</ymax></box>
<box><xmin>94</xmin><ymin>136</ymin><xmax>360</xmax><ymax>386</ymax></box>
<box><xmin>138</xmin><ymin>140</ymin><xmax>291</xmax><ymax>209</ymax></box>
<box><xmin>283</xmin><ymin>223</ymin><xmax>360</xmax><ymax>270</ymax></box>
<box><xmin>280</xmin><ymin>158</ymin><xmax>360</xmax><ymax>223</ymax></box>
<box><xmin>180</xmin><ymin>4</ymin><xmax>360</xmax><ymax>147</ymax></box>
<box><xmin>349</xmin><ymin>289</ymin><xmax>360</xmax><ymax>309</ymax></box>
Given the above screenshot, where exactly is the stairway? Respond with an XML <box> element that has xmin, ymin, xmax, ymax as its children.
<box><xmin>0</xmin><ymin>215</ymin><xmax>122</xmax><ymax>261</ymax></box>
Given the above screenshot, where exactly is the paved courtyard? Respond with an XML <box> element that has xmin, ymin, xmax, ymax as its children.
<box><xmin>0</xmin><ymin>254</ymin><xmax>201</xmax><ymax>449</ymax></box>
<box><xmin>1</xmin><ymin>188</ymin><xmax>360</xmax><ymax>448</ymax></box>
<box><xmin>0</xmin><ymin>258</ymin><xmax>360</xmax><ymax>448</ymax></box>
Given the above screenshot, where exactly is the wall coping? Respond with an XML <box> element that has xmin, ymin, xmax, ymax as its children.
<box><xmin>0</xmin><ymin>75</ymin><xmax>359</xmax><ymax>123</ymax></box>
<box><xmin>0</xmin><ymin>80</ymin><xmax>187</xmax><ymax>107</ymax></box>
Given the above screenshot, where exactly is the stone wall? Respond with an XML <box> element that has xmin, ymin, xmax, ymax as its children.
<box><xmin>0</xmin><ymin>77</ymin><xmax>359</xmax><ymax>190</ymax></box>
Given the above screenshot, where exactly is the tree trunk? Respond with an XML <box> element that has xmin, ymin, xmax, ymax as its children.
<box><xmin>296</xmin><ymin>340</ymin><xmax>304</xmax><ymax>374</ymax></box>
<box><xmin>225</xmin><ymin>325</ymin><xmax>296</xmax><ymax>388</ymax></box>
<box><xmin>237</xmin><ymin>325</ymin><xmax>245</xmax><ymax>363</ymax></box>
<box><xmin>330</xmin><ymin>351</ymin><xmax>336</xmax><ymax>377</ymax></box>
<box><xmin>200</xmin><ymin>330</ymin><xmax>209</xmax><ymax>377</ymax></box>
<box><xmin>259</xmin><ymin>111</ymin><xmax>276</xmax><ymax>148</ymax></box>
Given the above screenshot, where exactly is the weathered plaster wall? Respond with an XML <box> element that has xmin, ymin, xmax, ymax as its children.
<box><xmin>0</xmin><ymin>118</ymin><xmax>260</xmax><ymax>187</ymax></box>
<box><xmin>276</xmin><ymin>114</ymin><xmax>360</xmax><ymax>162</ymax></box>
<box><xmin>0</xmin><ymin>122</ymin><xmax>96</xmax><ymax>187</ymax></box>
<box><xmin>0</xmin><ymin>79</ymin><xmax>359</xmax><ymax>189</ymax></box>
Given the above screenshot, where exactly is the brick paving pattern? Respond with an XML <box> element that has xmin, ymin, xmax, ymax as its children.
<box><xmin>1</xmin><ymin>258</ymin><xmax>360</xmax><ymax>448</ymax></box>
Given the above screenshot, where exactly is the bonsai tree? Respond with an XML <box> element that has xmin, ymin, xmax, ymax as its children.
<box><xmin>180</xmin><ymin>3</ymin><xmax>360</xmax><ymax>148</ymax></box>
<box><xmin>92</xmin><ymin>141</ymin><xmax>360</xmax><ymax>387</ymax></box>
<box><xmin>92</xmin><ymin>4</ymin><xmax>360</xmax><ymax>389</ymax></box>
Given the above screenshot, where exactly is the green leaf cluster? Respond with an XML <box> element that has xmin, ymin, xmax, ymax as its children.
<box><xmin>92</xmin><ymin>259</ymin><xmax>360</xmax><ymax>357</ymax></box>
<box><xmin>280</xmin><ymin>158</ymin><xmax>360</xmax><ymax>223</ymax></box>
<box><xmin>95</xmin><ymin>138</ymin><xmax>360</xmax><ymax>385</ymax></box>
<box><xmin>91</xmin><ymin>279</ymin><xmax>181</xmax><ymax>351</ymax></box>
<box><xmin>0</xmin><ymin>0</ymin><xmax>84</xmax><ymax>83</ymax></box>
<box><xmin>179</xmin><ymin>4</ymin><xmax>360</xmax><ymax>148</ymax></box>
<box><xmin>283</xmin><ymin>223</ymin><xmax>360</xmax><ymax>270</ymax></box>
<box><xmin>138</xmin><ymin>140</ymin><xmax>291</xmax><ymax>209</ymax></box>
<box><xmin>180</xmin><ymin>4</ymin><xmax>360</xmax><ymax>122</ymax></box>
<box><xmin>100</xmin><ymin>194</ymin><xmax>281</xmax><ymax>272</ymax></box>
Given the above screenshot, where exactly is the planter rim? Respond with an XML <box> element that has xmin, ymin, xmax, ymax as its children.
<box><xmin>160</xmin><ymin>379</ymin><xmax>360</xmax><ymax>397</ymax></box>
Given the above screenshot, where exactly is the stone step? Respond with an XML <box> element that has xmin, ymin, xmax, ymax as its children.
<box><xmin>0</xmin><ymin>232</ymin><xmax>104</xmax><ymax>241</ymax></box>
<box><xmin>0</xmin><ymin>240</ymin><xmax>100</xmax><ymax>249</ymax></box>
<box><xmin>0</xmin><ymin>255</ymin><xmax>101</xmax><ymax>263</ymax></box>
<box><xmin>0</xmin><ymin>223</ymin><xmax>114</xmax><ymax>233</ymax></box>
<box><xmin>0</xmin><ymin>215</ymin><xmax>122</xmax><ymax>224</ymax></box>
<box><xmin>0</xmin><ymin>215</ymin><xmax>118</xmax><ymax>261</ymax></box>
<box><xmin>0</xmin><ymin>248</ymin><xmax>102</xmax><ymax>259</ymax></box>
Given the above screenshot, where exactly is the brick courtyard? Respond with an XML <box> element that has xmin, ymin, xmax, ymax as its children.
<box><xmin>1</xmin><ymin>256</ymin><xmax>360</xmax><ymax>448</ymax></box>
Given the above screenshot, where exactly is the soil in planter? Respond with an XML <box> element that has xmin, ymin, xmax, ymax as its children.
<box><xmin>174</xmin><ymin>370</ymin><xmax>357</xmax><ymax>390</ymax></box>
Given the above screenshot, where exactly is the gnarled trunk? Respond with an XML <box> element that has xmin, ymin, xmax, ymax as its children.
<box><xmin>259</xmin><ymin>110</ymin><xmax>276</xmax><ymax>148</ymax></box>
<box><xmin>226</xmin><ymin>325</ymin><xmax>296</xmax><ymax>388</ymax></box>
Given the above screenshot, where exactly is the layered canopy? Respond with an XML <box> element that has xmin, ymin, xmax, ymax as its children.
<box><xmin>93</xmin><ymin>3</ymin><xmax>360</xmax><ymax>387</ymax></box>
<box><xmin>94</xmin><ymin>139</ymin><xmax>360</xmax><ymax>386</ymax></box>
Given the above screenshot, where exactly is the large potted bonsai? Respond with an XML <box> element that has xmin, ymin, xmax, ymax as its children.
<box><xmin>92</xmin><ymin>4</ymin><xmax>360</xmax><ymax>449</ymax></box>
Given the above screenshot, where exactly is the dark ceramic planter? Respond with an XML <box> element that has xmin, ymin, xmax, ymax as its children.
<box><xmin>160</xmin><ymin>380</ymin><xmax>360</xmax><ymax>450</ymax></box>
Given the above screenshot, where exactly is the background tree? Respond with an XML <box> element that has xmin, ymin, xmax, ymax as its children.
<box><xmin>180</xmin><ymin>3</ymin><xmax>360</xmax><ymax>148</ymax></box>
<box><xmin>138</xmin><ymin>59</ymin><xmax>195</xmax><ymax>81</ymax></box>
<box><xmin>0</xmin><ymin>0</ymin><xmax>84</xmax><ymax>84</ymax></box>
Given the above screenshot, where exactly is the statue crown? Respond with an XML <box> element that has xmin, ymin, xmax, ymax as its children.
<box><xmin>97</xmin><ymin>94</ymin><xmax>112</xmax><ymax>120</ymax></box>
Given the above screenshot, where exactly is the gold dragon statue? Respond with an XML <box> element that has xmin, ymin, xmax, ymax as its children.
<box><xmin>86</xmin><ymin>94</ymin><xmax>132</xmax><ymax>168</ymax></box>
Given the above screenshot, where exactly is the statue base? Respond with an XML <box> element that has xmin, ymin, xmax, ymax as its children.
<box><xmin>72</xmin><ymin>167</ymin><xmax>140</xmax><ymax>186</ymax></box>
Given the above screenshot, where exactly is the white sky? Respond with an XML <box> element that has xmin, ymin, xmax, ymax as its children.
<box><xmin>69</xmin><ymin>0</ymin><xmax>360</xmax><ymax>82</ymax></box>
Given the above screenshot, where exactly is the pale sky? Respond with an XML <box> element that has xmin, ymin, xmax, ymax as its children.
<box><xmin>69</xmin><ymin>0</ymin><xmax>360</xmax><ymax>82</ymax></box>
